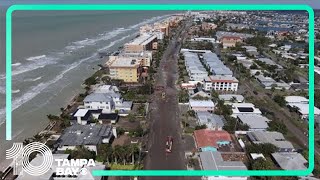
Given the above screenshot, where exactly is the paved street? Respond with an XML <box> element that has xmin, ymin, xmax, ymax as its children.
<box><xmin>142</xmin><ymin>21</ymin><xmax>200</xmax><ymax>180</ymax></box>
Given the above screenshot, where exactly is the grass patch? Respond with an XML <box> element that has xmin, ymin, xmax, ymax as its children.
<box><xmin>110</xmin><ymin>164</ymin><xmax>143</xmax><ymax>170</ymax></box>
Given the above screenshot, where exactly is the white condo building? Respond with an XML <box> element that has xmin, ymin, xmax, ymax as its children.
<box><xmin>203</xmin><ymin>75</ymin><xmax>239</xmax><ymax>92</ymax></box>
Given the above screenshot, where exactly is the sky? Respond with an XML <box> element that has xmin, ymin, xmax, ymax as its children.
<box><xmin>0</xmin><ymin>0</ymin><xmax>319</xmax><ymax>9</ymax></box>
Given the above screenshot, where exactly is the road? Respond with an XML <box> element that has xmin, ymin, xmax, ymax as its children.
<box><xmin>142</xmin><ymin>20</ymin><xmax>198</xmax><ymax>180</ymax></box>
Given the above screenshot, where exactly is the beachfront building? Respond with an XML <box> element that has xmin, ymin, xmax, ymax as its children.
<box><xmin>199</xmin><ymin>151</ymin><xmax>247</xmax><ymax>180</ymax></box>
<box><xmin>83</xmin><ymin>85</ymin><xmax>132</xmax><ymax>114</ymax></box>
<box><xmin>203</xmin><ymin>75</ymin><xmax>239</xmax><ymax>92</ymax></box>
<box><xmin>124</xmin><ymin>34</ymin><xmax>157</xmax><ymax>53</ymax></box>
<box><xmin>194</xmin><ymin>129</ymin><xmax>232</xmax><ymax>152</ymax></box>
<box><xmin>107</xmin><ymin>56</ymin><xmax>143</xmax><ymax>83</ymax></box>
<box><xmin>70</xmin><ymin>109</ymin><xmax>119</xmax><ymax>125</ymax></box>
<box><xmin>56</xmin><ymin>124</ymin><xmax>115</xmax><ymax>154</ymax></box>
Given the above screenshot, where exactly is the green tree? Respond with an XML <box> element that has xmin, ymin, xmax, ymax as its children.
<box><xmin>250</xmin><ymin>63</ymin><xmax>258</xmax><ymax>69</ymax></box>
<box><xmin>195</xmin><ymin>124</ymin><xmax>207</xmax><ymax>130</ymax></box>
<box><xmin>66</xmin><ymin>146</ymin><xmax>96</xmax><ymax>160</ymax></box>
<box><xmin>251</xmin><ymin>158</ymin><xmax>274</xmax><ymax>170</ymax></box>
<box><xmin>179</xmin><ymin>89</ymin><xmax>189</xmax><ymax>103</ymax></box>
<box><xmin>96</xmin><ymin>144</ymin><xmax>113</xmax><ymax>163</ymax></box>
<box><xmin>127</xmin><ymin>113</ymin><xmax>136</xmax><ymax>123</ymax></box>
<box><xmin>267</xmin><ymin>121</ymin><xmax>288</xmax><ymax>135</ymax></box>
<box><xmin>84</xmin><ymin>76</ymin><xmax>97</xmax><ymax>86</ymax></box>
<box><xmin>273</xmin><ymin>95</ymin><xmax>286</xmax><ymax>107</ymax></box>
<box><xmin>246</xmin><ymin>143</ymin><xmax>278</xmax><ymax>155</ymax></box>
<box><xmin>215</xmin><ymin>100</ymin><xmax>232</xmax><ymax>116</ymax></box>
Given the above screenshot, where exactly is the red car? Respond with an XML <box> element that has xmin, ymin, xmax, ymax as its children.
<box><xmin>165</xmin><ymin>136</ymin><xmax>173</xmax><ymax>153</ymax></box>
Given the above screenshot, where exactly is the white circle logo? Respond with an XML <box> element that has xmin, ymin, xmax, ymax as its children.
<box><xmin>21</xmin><ymin>142</ymin><xmax>53</xmax><ymax>176</ymax></box>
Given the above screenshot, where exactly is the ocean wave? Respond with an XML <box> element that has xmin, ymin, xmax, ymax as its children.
<box><xmin>0</xmin><ymin>86</ymin><xmax>5</xmax><ymax>94</ymax></box>
<box><xmin>11</xmin><ymin>56</ymin><xmax>58</xmax><ymax>77</ymax></box>
<box><xmin>12</xmin><ymin>62</ymin><xmax>21</xmax><ymax>67</ymax></box>
<box><xmin>0</xmin><ymin>53</ymin><xmax>98</xmax><ymax>120</ymax></box>
<box><xmin>12</xmin><ymin>89</ymin><xmax>20</xmax><ymax>94</ymax></box>
<box><xmin>24</xmin><ymin>76</ymin><xmax>42</xmax><ymax>82</ymax></box>
<box><xmin>73</xmin><ymin>38</ymin><xmax>96</xmax><ymax>46</ymax></box>
<box><xmin>65</xmin><ymin>45</ymin><xmax>85</xmax><ymax>51</ymax></box>
<box><xmin>26</xmin><ymin>55</ymin><xmax>46</xmax><ymax>61</ymax></box>
<box><xmin>129</xmin><ymin>15</ymin><xmax>169</xmax><ymax>29</ymax></box>
<box><xmin>98</xmin><ymin>35</ymin><xmax>130</xmax><ymax>52</ymax></box>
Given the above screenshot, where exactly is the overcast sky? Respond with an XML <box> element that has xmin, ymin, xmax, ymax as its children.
<box><xmin>0</xmin><ymin>0</ymin><xmax>319</xmax><ymax>9</ymax></box>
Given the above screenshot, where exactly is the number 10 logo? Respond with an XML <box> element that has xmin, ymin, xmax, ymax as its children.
<box><xmin>6</xmin><ymin>142</ymin><xmax>53</xmax><ymax>176</ymax></box>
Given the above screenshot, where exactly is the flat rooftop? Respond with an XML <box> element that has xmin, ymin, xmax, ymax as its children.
<box><xmin>199</xmin><ymin>151</ymin><xmax>247</xmax><ymax>170</ymax></box>
<box><xmin>126</xmin><ymin>34</ymin><xmax>157</xmax><ymax>45</ymax></box>
<box><xmin>108</xmin><ymin>56</ymin><xmax>140</xmax><ymax>68</ymax></box>
<box><xmin>58</xmin><ymin>124</ymin><xmax>113</xmax><ymax>146</ymax></box>
<box><xmin>237</xmin><ymin>114</ymin><xmax>270</xmax><ymax>130</ymax></box>
<box><xmin>247</xmin><ymin>131</ymin><xmax>294</xmax><ymax>150</ymax></box>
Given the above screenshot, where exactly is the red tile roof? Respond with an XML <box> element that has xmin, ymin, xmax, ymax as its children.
<box><xmin>194</xmin><ymin>129</ymin><xmax>231</xmax><ymax>148</ymax></box>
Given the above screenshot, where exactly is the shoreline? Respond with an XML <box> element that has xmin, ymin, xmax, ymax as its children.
<box><xmin>0</xmin><ymin>15</ymin><xmax>171</xmax><ymax>173</ymax></box>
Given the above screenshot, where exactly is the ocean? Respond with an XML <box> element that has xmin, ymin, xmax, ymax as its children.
<box><xmin>0</xmin><ymin>10</ymin><xmax>173</xmax><ymax>170</ymax></box>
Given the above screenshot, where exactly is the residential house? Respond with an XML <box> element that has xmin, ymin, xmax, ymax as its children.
<box><xmin>236</xmin><ymin>114</ymin><xmax>270</xmax><ymax>131</ymax></box>
<box><xmin>196</xmin><ymin>111</ymin><xmax>225</xmax><ymax>130</ymax></box>
<box><xmin>83</xmin><ymin>85</ymin><xmax>132</xmax><ymax>114</ymax></box>
<box><xmin>189</xmin><ymin>99</ymin><xmax>215</xmax><ymax>112</ymax></box>
<box><xmin>271</xmin><ymin>152</ymin><xmax>308</xmax><ymax>170</ymax></box>
<box><xmin>255</xmin><ymin>75</ymin><xmax>290</xmax><ymax>90</ymax></box>
<box><xmin>57</xmin><ymin>124</ymin><xmax>115</xmax><ymax>154</ymax></box>
<box><xmin>194</xmin><ymin>129</ymin><xmax>232</xmax><ymax>152</ymax></box>
<box><xmin>228</xmin><ymin>103</ymin><xmax>262</xmax><ymax>117</ymax></box>
<box><xmin>218</xmin><ymin>94</ymin><xmax>244</xmax><ymax>103</ymax></box>
<box><xmin>285</xmin><ymin>96</ymin><xmax>320</xmax><ymax>120</ymax></box>
<box><xmin>247</xmin><ymin>131</ymin><xmax>295</xmax><ymax>152</ymax></box>
<box><xmin>199</xmin><ymin>151</ymin><xmax>247</xmax><ymax>180</ymax></box>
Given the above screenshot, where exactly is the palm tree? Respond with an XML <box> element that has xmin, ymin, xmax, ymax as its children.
<box><xmin>112</xmin><ymin>147</ymin><xmax>118</xmax><ymax>164</ymax></box>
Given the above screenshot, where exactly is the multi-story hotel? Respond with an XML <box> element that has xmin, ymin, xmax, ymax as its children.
<box><xmin>124</xmin><ymin>34</ymin><xmax>158</xmax><ymax>53</ymax></box>
<box><xmin>106</xmin><ymin>56</ymin><xmax>142</xmax><ymax>83</ymax></box>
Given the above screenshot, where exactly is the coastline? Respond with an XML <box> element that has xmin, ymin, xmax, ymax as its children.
<box><xmin>0</xmin><ymin>15</ymin><xmax>170</xmax><ymax>173</ymax></box>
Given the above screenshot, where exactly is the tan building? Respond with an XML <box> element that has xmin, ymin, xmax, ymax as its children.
<box><xmin>124</xmin><ymin>34</ymin><xmax>157</xmax><ymax>53</ymax></box>
<box><xmin>122</xmin><ymin>51</ymin><xmax>152</xmax><ymax>67</ymax></box>
<box><xmin>220</xmin><ymin>36</ymin><xmax>243</xmax><ymax>48</ymax></box>
<box><xmin>107</xmin><ymin>56</ymin><xmax>142</xmax><ymax>83</ymax></box>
